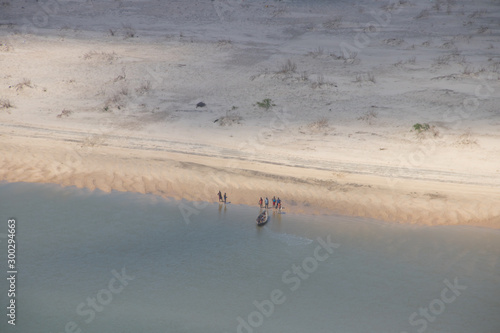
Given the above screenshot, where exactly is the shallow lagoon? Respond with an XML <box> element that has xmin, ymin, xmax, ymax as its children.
<box><xmin>0</xmin><ymin>182</ymin><xmax>499</xmax><ymax>333</ymax></box>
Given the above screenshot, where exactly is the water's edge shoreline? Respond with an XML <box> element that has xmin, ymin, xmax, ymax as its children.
<box><xmin>1</xmin><ymin>136</ymin><xmax>498</xmax><ymax>229</ymax></box>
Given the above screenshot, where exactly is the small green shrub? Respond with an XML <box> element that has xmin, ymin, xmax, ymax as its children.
<box><xmin>413</xmin><ymin>123</ymin><xmax>430</xmax><ymax>132</ymax></box>
<box><xmin>256</xmin><ymin>98</ymin><xmax>276</xmax><ymax>110</ymax></box>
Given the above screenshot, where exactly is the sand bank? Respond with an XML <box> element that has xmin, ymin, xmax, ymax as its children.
<box><xmin>1</xmin><ymin>124</ymin><xmax>499</xmax><ymax>228</ymax></box>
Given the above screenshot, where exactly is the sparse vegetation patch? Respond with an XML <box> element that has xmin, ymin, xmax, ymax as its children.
<box><xmin>307</xmin><ymin>117</ymin><xmax>331</xmax><ymax>134</ymax></box>
<box><xmin>413</xmin><ymin>123</ymin><xmax>440</xmax><ymax>138</ymax></box>
<box><xmin>358</xmin><ymin>110</ymin><xmax>378</xmax><ymax>124</ymax></box>
<box><xmin>276</xmin><ymin>59</ymin><xmax>297</xmax><ymax>75</ymax></box>
<box><xmin>355</xmin><ymin>72</ymin><xmax>376</xmax><ymax>84</ymax></box>
<box><xmin>83</xmin><ymin>51</ymin><xmax>117</xmax><ymax>62</ymax></box>
<box><xmin>0</xmin><ymin>98</ymin><xmax>13</xmax><ymax>109</ymax></box>
<box><xmin>217</xmin><ymin>39</ymin><xmax>232</xmax><ymax>47</ymax></box>
<box><xmin>330</xmin><ymin>50</ymin><xmax>360</xmax><ymax>65</ymax></box>
<box><xmin>122</xmin><ymin>25</ymin><xmax>136</xmax><ymax>39</ymax></box>
<box><xmin>307</xmin><ymin>46</ymin><xmax>324</xmax><ymax>58</ymax></box>
<box><xmin>216</xmin><ymin>114</ymin><xmax>242</xmax><ymax>126</ymax></box>
<box><xmin>136</xmin><ymin>81</ymin><xmax>151</xmax><ymax>95</ymax></box>
<box><xmin>0</xmin><ymin>42</ymin><xmax>12</xmax><ymax>52</ymax></box>
<box><xmin>82</xmin><ymin>134</ymin><xmax>106</xmax><ymax>148</ymax></box>
<box><xmin>256</xmin><ymin>98</ymin><xmax>276</xmax><ymax>110</ymax></box>
<box><xmin>15</xmin><ymin>78</ymin><xmax>32</xmax><ymax>91</ymax></box>
<box><xmin>56</xmin><ymin>109</ymin><xmax>72</xmax><ymax>118</ymax></box>
<box><xmin>383</xmin><ymin>38</ymin><xmax>404</xmax><ymax>47</ymax></box>
<box><xmin>456</xmin><ymin>130</ymin><xmax>478</xmax><ymax>146</ymax></box>
<box><xmin>434</xmin><ymin>55</ymin><xmax>451</xmax><ymax>65</ymax></box>
<box><xmin>415</xmin><ymin>9</ymin><xmax>430</xmax><ymax>19</ymax></box>
<box><xmin>311</xmin><ymin>74</ymin><xmax>336</xmax><ymax>89</ymax></box>
<box><xmin>323</xmin><ymin>16</ymin><xmax>342</xmax><ymax>29</ymax></box>
<box><xmin>394</xmin><ymin>56</ymin><xmax>416</xmax><ymax>67</ymax></box>
<box><xmin>413</xmin><ymin>123</ymin><xmax>430</xmax><ymax>133</ymax></box>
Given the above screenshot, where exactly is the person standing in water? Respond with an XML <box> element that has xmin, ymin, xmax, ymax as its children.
<box><xmin>265</xmin><ymin>197</ymin><xmax>269</xmax><ymax>209</ymax></box>
<box><xmin>224</xmin><ymin>192</ymin><xmax>227</xmax><ymax>203</ymax></box>
<box><xmin>272</xmin><ymin>196</ymin><xmax>276</xmax><ymax>209</ymax></box>
<box><xmin>218</xmin><ymin>191</ymin><xmax>222</xmax><ymax>202</ymax></box>
<box><xmin>259</xmin><ymin>197</ymin><xmax>263</xmax><ymax>208</ymax></box>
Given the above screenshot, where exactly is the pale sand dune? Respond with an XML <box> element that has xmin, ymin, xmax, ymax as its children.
<box><xmin>1</xmin><ymin>0</ymin><xmax>499</xmax><ymax>228</ymax></box>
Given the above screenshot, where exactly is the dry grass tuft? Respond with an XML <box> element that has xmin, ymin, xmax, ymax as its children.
<box><xmin>394</xmin><ymin>56</ymin><xmax>416</xmax><ymax>67</ymax></box>
<box><xmin>308</xmin><ymin>117</ymin><xmax>330</xmax><ymax>133</ymax></box>
<box><xmin>323</xmin><ymin>16</ymin><xmax>342</xmax><ymax>29</ymax></box>
<box><xmin>307</xmin><ymin>46</ymin><xmax>324</xmax><ymax>58</ymax></box>
<box><xmin>415</xmin><ymin>9</ymin><xmax>430</xmax><ymax>19</ymax></box>
<box><xmin>15</xmin><ymin>78</ymin><xmax>33</xmax><ymax>91</ymax></box>
<box><xmin>468</xmin><ymin>9</ymin><xmax>487</xmax><ymax>18</ymax></box>
<box><xmin>217</xmin><ymin>114</ymin><xmax>242</xmax><ymax>126</ymax></box>
<box><xmin>0</xmin><ymin>42</ymin><xmax>12</xmax><ymax>52</ymax></box>
<box><xmin>56</xmin><ymin>109</ymin><xmax>72</xmax><ymax>118</ymax></box>
<box><xmin>217</xmin><ymin>39</ymin><xmax>232</xmax><ymax>47</ymax></box>
<box><xmin>355</xmin><ymin>72</ymin><xmax>376</xmax><ymax>84</ymax></box>
<box><xmin>358</xmin><ymin>110</ymin><xmax>378</xmax><ymax>124</ymax></box>
<box><xmin>136</xmin><ymin>81</ymin><xmax>152</xmax><ymax>95</ymax></box>
<box><xmin>477</xmin><ymin>26</ymin><xmax>489</xmax><ymax>34</ymax></box>
<box><xmin>122</xmin><ymin>25</ymin><xmax>136</xmax><ymax>39</ymax></box>
<box><xmin>310</xmin><ymin>74</ymin><xmax>336</xmax><ymax>89</ymax></box>
<box><xmin>434</xmin><ymin>55</ymin><xmax>451</xmax><ymax>65</ymax></box>
<box><xmin>104</xmin><ymin>87</ymin><xmax>129</xmax><ymax>110</ymax></box>
<box><xmin>83</xmin><ymin>51</ymin><xmax>117</xmax><ymax>62</ymax></box>
<box><xmin>383</xmin><ymin>38</ymin><xmax>404</xmax><ymax>46</ymax></box>
<box><xmin>118</xmin><ymin>86</ymin><xmax>129</xmax><ymax>96</ymax></box>
<box><xmin>276</xmin><ymin>59</ymin><xmax>297</xmax><ymax>74</ymax></box>
<box><xmin>311</xmin><ymin>74</ymin><xmax>325</xmax><ymax>89</ymax></box>
<box><xmin>331</xmin><ymin>50</ymin><xmax>360</xmax><ymax>65</ymax></box>
<box><xmin>299</xmin><ymin>71</ymin><xmax>309</xmax><ymax>82</ymax></box>
<box><xmin>441</xmin><ymin>41</ymin><xmax>455</xmax><ymax>49</ymax></box>
<box><xmin>456</xmin><ymin>130</ymin><xmax>478</xmax><ymax>146</ymax></box>
<box><xmin>0</xmin><ymin>98</ymin><xmax>13</xmax><ymax>109</ymax></box>
<box><xmin>82</xmin><ymin>134</ymin><xmax>107</xmax><ymax>148</ymax></box>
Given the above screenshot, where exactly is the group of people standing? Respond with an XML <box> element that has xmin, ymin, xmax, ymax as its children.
<box><xmin>217</xmin><ymin>191</ymin><xmax>227</xmax><ymax>203</ymax></box>
<box><xmin>259</xmin><ymin>196</ymin><xmax>282</xmax><ymax>210</ymax></box>
<box><xmin>216</xmin><ymin>191</ymin><xmax>282</xmax><ymax>210</ymax></box>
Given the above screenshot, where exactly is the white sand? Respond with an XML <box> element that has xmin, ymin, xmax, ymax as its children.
<box><xmin>0</xmin><ymin>0</ymin><xmax>499</xmax><ymax>227</ymax></box>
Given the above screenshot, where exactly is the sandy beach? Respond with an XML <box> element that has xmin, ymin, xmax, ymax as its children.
<box><xmin>1</xmin><ymin>0</ymin><xmax>499</xmax><ymax>228</ymax></box>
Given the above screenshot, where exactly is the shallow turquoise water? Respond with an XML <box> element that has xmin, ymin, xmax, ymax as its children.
<box><xmin>0</xmin><ymin>182</ymin><xmax>499</xmax><ymax>333</ymax></box>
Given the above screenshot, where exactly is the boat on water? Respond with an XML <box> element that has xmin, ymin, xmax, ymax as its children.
<box><xmin>256</xmin><ymin>210</ymin><xmax>268</xmax><ymax>226</ymax></box>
